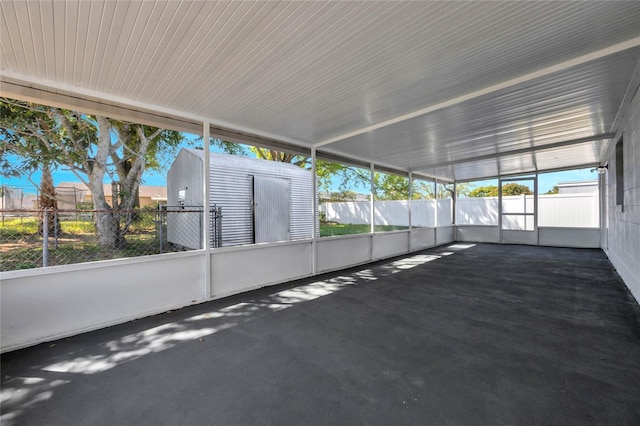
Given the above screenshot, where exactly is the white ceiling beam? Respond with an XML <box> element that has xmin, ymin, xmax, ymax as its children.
<box><xmin>314</xmin><ymin>36</ymin><xmax>640</xmax><ymax>149</ymax></box>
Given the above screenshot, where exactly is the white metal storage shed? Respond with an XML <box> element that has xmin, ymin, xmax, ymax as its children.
<box><xmin>167</xmin><ymin>149</ymin><xmax>314</xmax><ymax>248</ymax></box>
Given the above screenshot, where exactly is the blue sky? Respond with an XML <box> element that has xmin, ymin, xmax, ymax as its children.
<box><xmin>1</xmin><ymin>139</ymin><xmax>597</xmax><ymax>195</ymax></box>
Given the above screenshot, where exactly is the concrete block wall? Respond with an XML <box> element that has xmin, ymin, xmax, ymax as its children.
<box><xmin>603</xmin><ymin>83</ymin><xmax>640</xmax><ymax>303</ymax></box>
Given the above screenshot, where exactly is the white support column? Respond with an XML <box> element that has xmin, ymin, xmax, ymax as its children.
<box><xmin>434</xmin><ymin>178</ymin><xmax>438</xmax><ymax>230</ymax></box>
<box><xmin>452</xmin><ymin>181</ymin><xmax>457</xmax><ymax>241</ymax></box>
<box><xmin>498</xmin><ymin>177</ymin><xmax>503</xmax><ymax>243</ymax></box>
<box><xmin>311</xmin><ymin>147</ymin><xmax>318</xmax><ymax>274</ymax></box>
<box><xmin>370</xmin><ymin>163</ymin><xmax>375</xmax><ymax>234</ymax></box>
<box><xmin>370</xmin><ymin>162</ymin><xmax>375</xmax><ymax>261</ymax></box>
<box><xmin>408</xmin><ymin>172</ymin><xmax>413</xmax><ymax>252</ymax></box>
<box><xmin>203</xmin><ymin>122</ymin><xmax>212</xmax><ymax>300</ymax></box>
<box><xmin>534</xmin><ymin>173</ymin><xmax>539</xmax><ymax>245</ymax></box>
<box><xmin>599</xmin><ymin>170</ymin><xmax>607</xmax><ymax>250</ymax></box>
<box><xmin>408</xmin><ymin>172</ymin><xmax>413</xmax><ymax>230</ymax></box>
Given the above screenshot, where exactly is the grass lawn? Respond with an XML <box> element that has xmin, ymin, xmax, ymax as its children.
<box><xmin>319</xmin><ymin>223</ymin><xmax>408</xmax><ymax>237</ymax></box>
<box><xmin>0</xmin><ymin>216</ymin><xmax>164</xmax><ymax>271</ymax></box>
<box><xmin>1</xmin><ymin>217</ymin><xmax>410</xmax><ymax>270</ymax></box>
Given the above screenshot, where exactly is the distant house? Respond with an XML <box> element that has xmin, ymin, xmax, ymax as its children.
<box><xmin>556</xmin><ymin>180</ymin><xmax>598</xmax><ymax>194</ymax></box>
<box><xmin>56</xmin><ymin>182</ymin><xmax>167</xmax><ymax>208</ymax></box>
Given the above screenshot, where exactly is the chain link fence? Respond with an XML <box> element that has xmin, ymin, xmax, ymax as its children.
<box><xmin>0</xmin><ymin>206</ymin><xmax>222</xmax><ymax>272</ymax></box>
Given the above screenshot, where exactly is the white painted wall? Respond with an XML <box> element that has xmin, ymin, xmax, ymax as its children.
<box><xmin>410</xmin><ymin>227</ymin><xmax>437</xmax><ymax>251</ymax></box>
<box><xmin>538</xmin><ymin>227</ymin><xmax>600</xmax><ymax>248</ymax></box>
<box><xmin>373</xmin><ymin>232</ymin><xmax>410</xmax><ymax>260</ymax></box>
<box><xmin>603</xmin><ymin>83</ymin><xmax>640</xmax><ymax>303</ymax></box>
<box><xmin>0</xmin><ymin>252</ymin><xmax>206</xmax><ymax>352</ymax></box>
<box><xmin>316</xmin><ymin>235</ymin><xmax>373</xmax><ymax>273</ymax></box>
<box><xmin>456</xmin><ymin>226</ymin><xmax>500</xmax><ymax>243</ymax></box>
<box><xmin>436</xmin><ymin>226</ymin><xmax>455</xmax><ymax>245</ymax></box>
<box><xmin>209</xmin><ymin>241</ymin><xmax>313</xmax><ymax>298</ymax></box>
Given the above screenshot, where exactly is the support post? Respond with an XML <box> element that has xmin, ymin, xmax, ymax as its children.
<box><xmin>54</xmin><ymin>210</ymin><xmax>59</xmax><ymax>249</ymax></box>
<box><xmin>452</xmin><ymin>182</ymin><xmax>457</xmax><ymax>241</ymax></box>
<box><xmin>498</xmin><ymin>178</ymin><xmax>503</xmax><ymax>243</ymax></box>
<box><xmin>408</xmin><ymin>172</ymin><xmax>413</xmax><ymax>252</ymax></box>
<box><xmin>408</xmin><ymin>172</ymin><xmax>413</xmax><ymax>230</ymax></box>
<box><xmin>434</xmin><ymin>179</ymin><xmax>438</xmax><ymax>244</ymax></box>
<box><xmin>203</xmin><ymin>122</ymin><xmax>212</xmax><ymax>300</ymax></box>
<box><xmin>42</xmin><ymin>209</ymin><xmax>49</xmax><ymax>267</ymax></box>
<box><xmin>534</xmin><ymin>173</ymin><xmax>539</xmax><ymax>245</ymax></box>
<box><xmin>311</xmin><ymin>147</ymin><xmax>318</xmax><ymax>274</ymax></box>
<box><xmin>370</xmin><ymin>162</ymin><xmax>375</xmax><ymax>261</ymax></box>
<box><xmin>159</xmin><ymin>205</ymin><xmax>164</xmax><ymax>254</ymax></box>
<box><xmin>370</xmin><ymin>163</ymin><xmax>375</xmax><ymax>234</ymax></box>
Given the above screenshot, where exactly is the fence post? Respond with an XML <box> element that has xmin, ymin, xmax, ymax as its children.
<box><xmin>42</xmin><ymin>208</ymin><xmax>49</xmax><ymax>267</ymax></box>
<box><xmin>54</xmin><ymin>209</ymin><xmax>59</xmax><ymax>249</ymax></box>
<box><xmin>159</xmin><ymin>206</ymin><xmax>164</xmax><ymax>254</ymax></box>
<box><xmin>217</xmin><ymin>206</ymin><xmax>222</xmax><ymax>248</ymax></box>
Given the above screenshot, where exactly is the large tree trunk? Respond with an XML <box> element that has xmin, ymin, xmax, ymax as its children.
<box><xmin>90</xmin><ymin>180</ymin><xmax>123</xmax><ymax>249</ymax></box>
<box><xmin>38</xmin><ymin>164</ymin><xmax>61</xmax><ymax>237</ymax></box>
<box><xmin>89</xmin><ymin>117</ymin><xmax>125</xmax><ymax>249</ymax></box>
<box><xmin>95</xmin><ymin>210</ymin><xmax>122</xmax><ymax>249</ymax></box>
<box><xmin>87</xmin><ymin>119</ymin><xmax>153</xmax><ymax>249</ymax></box>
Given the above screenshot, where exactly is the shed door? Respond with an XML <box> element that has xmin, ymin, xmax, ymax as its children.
<box><xmin>253</xmin><ymin>176</ymin><xmax>290</xmax><ymax>243</ymax></box>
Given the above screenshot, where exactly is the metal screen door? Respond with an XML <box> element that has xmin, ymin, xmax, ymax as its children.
<box><xmin>253</xmin><ymin>176</ymin><xmax>290</xmax><ymax>243</ymax></box>
<box><xmin>499</xmin><ymin>175</ymin><xmax>538</xmax><ymax>245</ymax></box>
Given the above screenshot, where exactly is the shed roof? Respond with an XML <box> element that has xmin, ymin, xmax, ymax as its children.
<box><xmin>1</xmin><ymin>1</ymin><xmax>639</xmax><ymax>181</ymax></box>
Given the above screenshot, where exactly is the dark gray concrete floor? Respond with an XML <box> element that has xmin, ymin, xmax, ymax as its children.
<box><xmin>2</xmin><ymin>243</ymin><xmax>640</xmax><ymax>426</ymax></box>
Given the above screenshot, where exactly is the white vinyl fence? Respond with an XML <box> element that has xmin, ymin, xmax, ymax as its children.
<box><xmin>321</xmin><ymin>199</ymin><xmax>453</xmax><ymax>227</ymax></box>
<box><xmin>322</xmin><ymin>193</ymin><xmax>598</xmax><ymax>228</ymax></box>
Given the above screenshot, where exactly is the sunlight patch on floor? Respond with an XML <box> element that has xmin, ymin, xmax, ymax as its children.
<box><xmin>40</xmin><ymin>249</ymin><xmax>457</xmax><ymax>376</ymax></box>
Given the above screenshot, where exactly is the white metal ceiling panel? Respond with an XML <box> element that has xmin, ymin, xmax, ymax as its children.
<box><xmin>322</xmin><ymin>49</ymin><xmax>639</xmax><ymax>179</ymax></box>
<box><xmin>420</xmin><ymin>142</ymin><xmax>605</xmax><ymax>182</ymax></box>
<box><xmin>1</xmin><ymin>1</ymin><xmax>640</xmax><ymax>181</ymax></box>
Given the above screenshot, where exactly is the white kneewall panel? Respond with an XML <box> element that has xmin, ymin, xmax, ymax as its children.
<box><xmin>409</xmin><ymin>228</ymin><xmax>437</xmax><ymax>251</ymax></box>
<box><xmin>456</xmin><ymin>226</ymin><xmax>500</xmax><ymax>243</ymax></box>
<box><xmin>538</xmin><ymin>227</ymin><xmax>600</xmax><ymax>248</ymax></box>
<box><xmin>372</xmin><ymin>232</ymin><xmax>410</xmax><ymax>260</ymax></box>
<box><xmin>316</xmin><ymin>235</ymin><xmax>373</xmax><ymax>273</ymax></box>
<box><xmin>603</xmin><ymin>83</ymin><xmax>640</xmax><ymax>303</ymax></box>
<box><xmin>0</xmin><ymin>252</ymin><xmax>206</xmax><ymax>352</ymax></box>
<box><xmin>210</xmin><ymin>241</ymin><xmax>313</xmax><ymax>298</ymax></box>
<box><xmin>436</xmin><ymin>226</ymin><xmax>455</xmax><ymax>245</ymax></box>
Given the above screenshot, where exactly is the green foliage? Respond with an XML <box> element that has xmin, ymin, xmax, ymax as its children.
<box><xmin>467</xmin><ymin>183</ymin><xmax>532</xmax><ymax>197</ymax></box>
<box><xmin>546</xmin><ymin>185</ymin><xmax>559</xmax><ymax>194</ymax></box>
<box><xmin>501</xmin><ymin>183</ymin><xmax>533</xmax><ymax>195</ymax></box>
<box><xmin>61</xmin><ymin>220</ymin><xmax>96</xmax><ymax>234</ymax></box>
<box><xmin>325</xmin><ymin>190</ymin><xmax>361</xmax><ymax>202</ymax></box>
<box><xmin>317</xmin><ymin>160</ymin><xmax>370</xmax><ymax>194</ymax></box>
<box><xmin>0</xmin><ymin>217</ymin><xmax>39</xmax><ymax>238</ymax></box>
<box><xmin>411</xmin><ymin>180</ymin><xmax>435</xmax><ymax>199</ymax></box>
<box><xmin>373</xmin><ymin>173</ymin><xmax>408</xmax><ymax>200</ymax></box>
<box><xmin>468</xmin><ymin>185</ymin><xmax>499</xmax><ymax>197</ymax></box>
<box><xmin>1</xmin><ymin>97</ymin><xmax>185</xmax><ymax>247</ymax></box>
<box><xmin>0</xmin><ymin>97</ymin><xmax>183</xmax><ymax>183</ymax></box>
